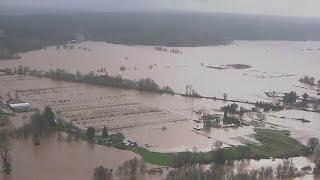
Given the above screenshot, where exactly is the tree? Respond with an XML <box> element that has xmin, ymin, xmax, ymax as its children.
<box><xmin>221</xmin><ymin>103</ymin><xmax>238</xmax><ymax>114</ymax></box>
<box><xmin>283</xmin><ymin>91</ymin><xmax>298</xmax><ymax>105</ymax></box>
<box><xmin>302</xmin><ymin>93</ymin><xmax>309</xmax><ymax>108</ymax></box>
<box><xmin>117</xmin><ymin>157</ymin><xmax>145</xmax><ymax>176</ymax></box>
<box><xmin>101</xmin><ymin>126</ymin><xmax>108</xmax><ymax>138</ymax></box>
<box><xmin>31</xmin><ymin>112</ymin><xmax>44</xmax><ymax>145</ymax></box>
<box><xmin>275</xmin><ymin>163</ymin><xmax>283</xmax><ymax>178</ymax></box>
<box><xmin>211</xmin><ymin>140</ymin><xmax>223</xmax><ymax>151</ymax></box>
<box><xmin>223</xmin><ymin>111</ymin><xmax>227</xmax><ymax>120</ymax></box>
<box><xmin>65</xmin><ymin>123</ymin><xmax>73</xmax><ymax>141</ymax></box>
<box><xmin>314</xmin><ymin>147</ymin><xmax>320</xmax><ymax>176</ymax></box>
<box><xmin>43</xmin><ymin>106</ymin><xmax>56</xmax><ymax>127</ymax></box>
<box><xmin>239</xmin><ymin>107</ymin><xmax>245</xmax><ymax>119</ymax></box>
<box><xmin>299</xmin><ymin>76</ymin><xmax>315</xmax><ymax>86</ymax></box>
<box><xmin>307</xmin><ymin>137</ymin><xmax>319</xmax><ymax>152</ymax></box>
<box><xmin>0</xmin><ymin>146</ymin><xmax>12</xmax><ymax>174</ymax></box>
<box><xmin>0</xmin><ymin>110</ymin><xmax>9</xmax><ymax>126</ymax></box>
<box><xmin>87</xmin><ymin>127</ymin><xmax>95</xmax><ymax>141</ymax></box>
<box><xmin>93</xmin><ymin>166</ymin><xmax>113</xmax><ymax>180</ymax></box>
<box><xmin>114</xmin><ymin>132</ymin><xmax>125</xmax><ymax>141</ymax></box>
<box><xmin>314</xmin><ymin>160</ymin><xmax>320</xmax><ymax>176</ymax></box>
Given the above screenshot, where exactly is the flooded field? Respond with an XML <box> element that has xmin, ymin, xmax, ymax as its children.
<box><xmin>268</xmin><ymin>110</ymin><xmax>320</xmax><ymax>144</ymax></box>
<box><xmin>1</xmin><ymin>133</ymin><xmax>143</xmax><ymax>180</ymax></box>
<box><xmin>0</xmin><ymin>40</ymin><xmax>320</xmax><ymax>150</ymax></box>
<box><xmin>0</xmin><ymin>41</ymin><xmax>319</xmax><ymax>102</ymax></box>
<box><xmin>1</xmin><ymin>41</ymin><xmax>320</xmax><ymax>179</ymax></box>
<box><xmin>0</xmin><ymin>75</ymin><xmax>258</xmax><ymax>152</ymax></box>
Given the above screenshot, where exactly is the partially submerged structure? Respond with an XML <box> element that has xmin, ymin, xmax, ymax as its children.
<box><xmin>9</xmin><ymin>103</ymin><xmax>31</xmax><ymax>112</ymax></box>
<box><xmin>194</xmin><ymin>123</ymin><xmax>204</xmax><ymax>130</ymax></box>
<box><xmin>122</xmin><ymin>139</ymin><xmax>137</xmax><ymax>147</ymax></box>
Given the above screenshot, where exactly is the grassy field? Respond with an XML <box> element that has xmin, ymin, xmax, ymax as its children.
<box><xmin>130</xmin><ymin>147</ymin><xmax>176</xmax><ymax>166</ymax></box>
<box><xmin>248</xmin><ymin>128</ymin><xmax>308</xmax><ymax>159</ymax></box>
<box><xmin>127</xmin><ymin>128</ymin><xmax>308</xmax><ymax>167</ymax></box>
<box><xmin>75</xmin><ymin>126</ymin><xmax>308</xmax><ymax>167</ymax></box>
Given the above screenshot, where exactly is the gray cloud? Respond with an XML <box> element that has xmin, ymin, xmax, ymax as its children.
<box><xmin>1</xmin><ymin>0</ymin><xmax>320</xmax><ymax>17</ymax></box>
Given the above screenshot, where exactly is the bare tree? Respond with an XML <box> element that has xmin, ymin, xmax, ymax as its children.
<box><xmin>0</xmin><ymin>146</ymin><xmax>12</xmax><ymax>174</ymax></box>
<box><xmin>211</xmin><ymin>140</ymin><xmax>223</xmax><ymax>151</ymax></box>
<box><xmin>0</xmin><ymin>110</ymin><xmax>9</xmax><ymax>126</ymax></box>
<box><xmin>307</xmin><ymin>137</ymin><xmax>320</xmax><ymax>152</ymax></box>
<box><xmin>93</xmin><ymin>165</ymin><xmax>113</xmax><ymax>180</ymax></box>
<box><xmin>66</xmin><ymin>123</ymin><xmax>73</xmax><ymax>141</ymax></box>
<box><xmin>275</xmin><ymin>163</ymin><xmax>283</xmax><ymax>179</ymax></box>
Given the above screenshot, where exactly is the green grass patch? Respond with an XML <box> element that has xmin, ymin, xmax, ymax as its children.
<box><xmin>72</xmin><ymin>128</ymin><xmax>308</xmax><ymax>167</ymax></box>
<box><xmin>130</xmin><ymin>147</ymin><xmax>176</xmax><ymax>166</ymax></box>
<box><xmin>128</xmin><ymin>128</ymin><xmax>308</xmax><ymax>167</ymax></box>
<box><xmin>248</xmin><ymin>128</ymin><xmax>308</xmax><ymax>159</ymax></box>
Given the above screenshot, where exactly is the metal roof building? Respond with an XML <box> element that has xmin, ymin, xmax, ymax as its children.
<box><xmin>9</xmin><ymin>103</ymin><xmax>31</xmax><ymax>112</ymax></box>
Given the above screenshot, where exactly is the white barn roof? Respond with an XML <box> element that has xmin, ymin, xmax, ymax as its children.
<box><xmin>9</xmin><ymin>103</ymin><xmax>31</xmax><ymax>110</ymax></box>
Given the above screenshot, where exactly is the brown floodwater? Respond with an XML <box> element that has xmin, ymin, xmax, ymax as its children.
<box><xmin>1</xmin><ymin>41</ymin><xmax>320</xmax><ymax>178</ymax></box>
<box><xmin>268</xmin><ymin>109</ymin><xmax>320</xmax><ymax>144</ymax></box>
<box><xmin>0</xmin><ymin>133</ymin><xmax>145</xmax><ymax>180</ymax></box>
<box><xmin>0</xmin><ymin>75</ymin><xmax>257</xmax><ymax>152</ymax></box>
<box><xmin>0</xmin><ymin>41</ymin><xmax>319</xmax><ymax>102</ymax></box>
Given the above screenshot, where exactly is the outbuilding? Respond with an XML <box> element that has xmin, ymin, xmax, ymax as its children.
<box><xmin>9</xmin><ymin>103</ymin><xmax>31</xmax><ymax>112</ymax></box>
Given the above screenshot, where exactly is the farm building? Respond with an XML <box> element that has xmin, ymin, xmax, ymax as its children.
<box><xmin>122</xmin><ymin>139</ymin><xmax>137</xmax><ymax>147</ymax></box>
<box><xmin>9</xmin><ymin>103</ymin><xmax>31</xmax><ymax>112</ymax></box>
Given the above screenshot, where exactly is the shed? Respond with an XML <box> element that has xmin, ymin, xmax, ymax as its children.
<box><xmin>9</xmin><ymin>103</ymin><xmax>31</xmax><ymax>112</ymax></box>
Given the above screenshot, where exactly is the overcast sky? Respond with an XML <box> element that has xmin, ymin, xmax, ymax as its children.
<box><xmin>1</xmin><ymin>0</ymin><xmax>320</xmax><ymax>17</ymax></box>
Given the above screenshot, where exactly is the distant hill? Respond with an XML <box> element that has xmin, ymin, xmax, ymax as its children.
<box><xmin>0</xmin><ymin>12</ymin><xmax>319</xmax><ymax>53</ymax></box>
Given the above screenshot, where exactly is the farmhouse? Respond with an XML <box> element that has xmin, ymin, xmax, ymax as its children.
<box><xmin>9</xmin><ymin>103</ymin><xmax>31</xmax><ymax>112</ymax></box>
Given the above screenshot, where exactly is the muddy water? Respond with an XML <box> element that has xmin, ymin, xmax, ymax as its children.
<box><xmin>1</xmin><ymin>41</ymin><xmax>320</xmax><ymax>178</ymax></box>
<box><xmin>0</xmin><ymin>41</ymin><xmax>319</xmax><ymax>102</ymax></box>
<box><xmin>1</xmin><ymin>133</ymin><xmax>144</xmax><ymax>180</ymax></box>
<box><xmin>240</xmin><ymin>157</ymin><xmax>316</xmax><ymax>180</ymax></box>
<box><xmin>241</xmin><ymin>156</ymin><xmax>315</xmax><ymax>171</ymax></box>
<box><xmin>0</xmin><ymin>75</ymin><xmax>257</xmax><ymax>152</ymax></box>
<box><xmin>268</xmin><ymin>110</ymin><xmax>320</xmax><ymax>144</ymax></box>
<box><xmin>202</xmin><ymin>157</ymin><xmax>315</xmax><ymax>180</ymax></box>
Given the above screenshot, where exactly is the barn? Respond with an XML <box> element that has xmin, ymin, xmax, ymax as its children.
<box><xmin>9</xmin><ymin>103</ymin><xmax>31</xmax><ymax>112</ymax></box>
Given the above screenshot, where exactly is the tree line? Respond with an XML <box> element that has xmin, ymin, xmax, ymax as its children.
<box><xmin>299</xmin><ymin>76</ymin><xmax>320</xmax><ymax>87</ymax></box>
<box><xmin>11</xmin><ymin>66</ymin><xmax>175</xmax><ymax>94</ymax></box>
<box><xmin>166</xmin><ymin>159</ymin><xmax>305</xmax><ymax>180</ymax></box>
<box><xmin>170</xmin><ymin>137</ymin><xmax>320</xmax><ymax>179</ymax></box>
<box><xmin>92</xmin><ymin>157</ymin><xmax>163</xmax><ymax>180</ymax></box>
<box><xmin>1</xmin><ymin>12</ymin><xmax>320</xmax><ymax>54</ymax></box>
